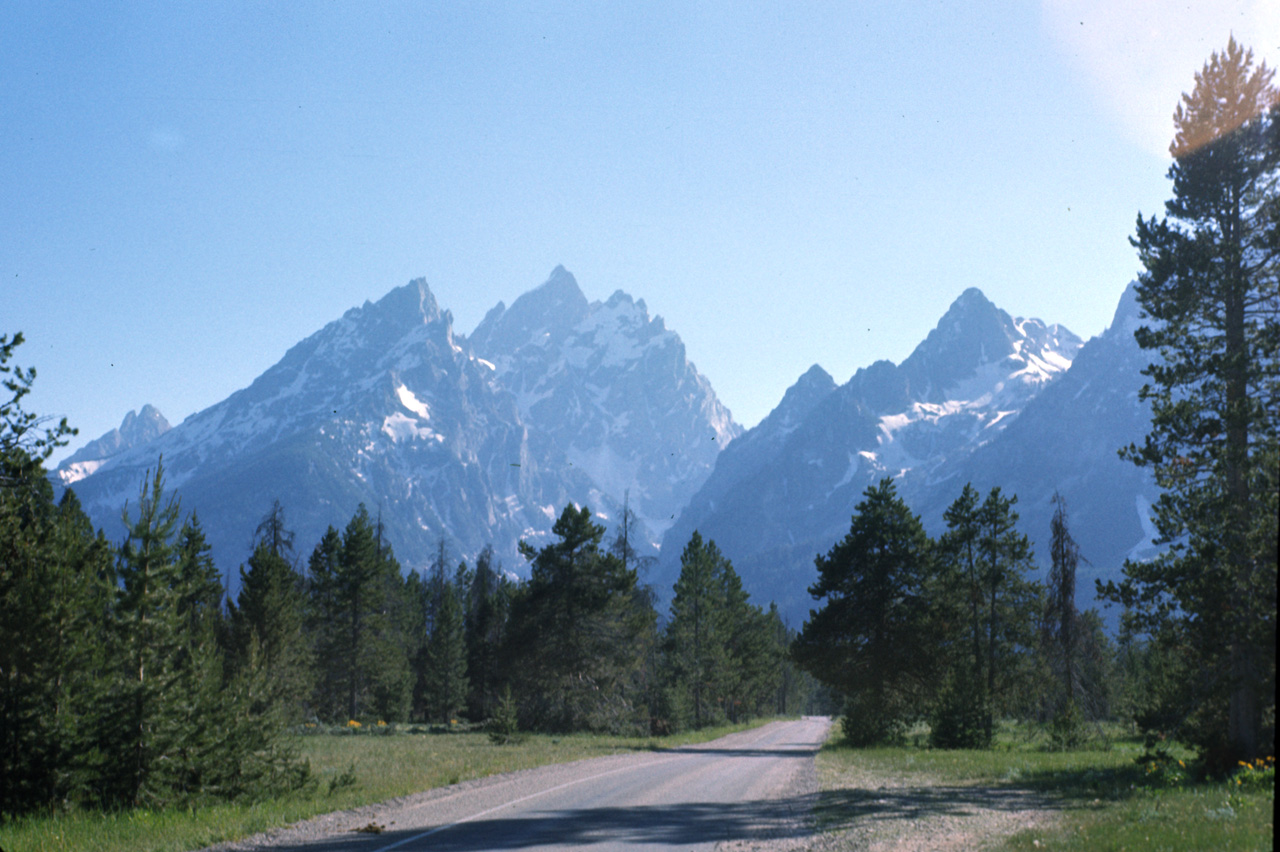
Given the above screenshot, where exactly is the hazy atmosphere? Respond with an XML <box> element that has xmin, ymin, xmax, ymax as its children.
<box><xmin>5</xmin><ymin>1</ymin><xmax>1274</xmax><ymax>463</ymax></box>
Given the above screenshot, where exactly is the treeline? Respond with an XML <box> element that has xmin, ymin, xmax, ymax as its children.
<box><xmin>2</xmin><ymin>332</ymin><xmax>812</xmax><ymax>815</ymax></box>
<box><xmin>229</xmin><ymin>497</ymin><xmax>814</xmax><ymax>735</ymax></box>
<box><xmin>1</xmin><ymin>456</ymin><xmax>311</xmax><ymax>816</ymax></box>
<box><xmin>793</xmin><ymin>479</ymin><xmax>1116</xmax><ymax>749</ymax></box>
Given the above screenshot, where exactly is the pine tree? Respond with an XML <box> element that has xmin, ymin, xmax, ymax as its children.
<box><xmin>0</xmin><ymin>464</ymin><xmax>115</xmax><ymax>811</ymax></box>
<box><xmin>506</xmin><ymin>504</ymin><xmax>656</xmax><ymax>732</ymax></box>
<box><xmin>114</xmin><ymin>460</ymin><xmax>189</xmax><ymax>806</ymax></box>
<box><xmin>0</xmin><ymin>331</ymin><xmax>83</xmax><ymax>812</ymax></box>
<box><xmin>719</xmin><ymin>559</ymin><xmax>776</xmax><ymax>722</ymax></box>
<box><xmin>306</xmin><ymin>525</ymin><xmax>345</xmax><ymax>721</ymax></box>
<box><xmin>1103</xmin><ymin>37</ymin><xmax>1279</xmax><ymax>767</ymax></box>
<box><xmin>464</xmin><ymin>545</ymin><xmax>510</xmax><ymax>721</ymax></box>
<box><xmin>974</xmin><ymin>487</ymin><xmax>1040</xmax><ymax>740</ymax></box>
<box><xmin>0</xmin><ymin>331</ymin><xmax>76</xmax><ymax>472</ymax></box>
<box><xmin>230</xmin><ymin>504</ymin><xmax>313</xmax><ymax>721</ymax></box>
<box><xmin>422</xmin><ymin>572</ymin><xmax>469</xmax><ymax>722</ymax></box>
<box><xmin>792</xmin><ymin>479</ymin><xmax>935</xmax><ymax>745</ymax></box>
<box><xmin>306</xmin><ymin>506</ymin><xmax>412</xmax><ymax>723</ymax></box>
<box><xmin>1040</xmin><ymin>492</ymin><xmax>1107</xmax><ymax>746</ymax></box>
<box><xmin>1043</xmin><ymin>492</ymin><xmax>1081</xmax><ymax>708</ymax></box>
<box><xmin>365</xmin><ymin>525</ymin><xmax>413</xmax><ymax>723</ymax></box>
<box><xmin>665</xmin><ymin>532</ymin><xmax>732</xmax><ymax>729</ymax></box>
<box><xmin>930</xmin><ymin>484</ymin><xmax>989</xmax><ymax>748</ymax></box>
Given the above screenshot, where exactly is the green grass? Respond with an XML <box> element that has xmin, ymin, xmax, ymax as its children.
<box><xmin>814</xmin><ymin>722</ymin><xmax>1275</xmax><ymax>852</ymax></box>
<box><xmin>0</xmin><ymin>718</ymin><xmax>780</xmax><ymax>852</ymax></box>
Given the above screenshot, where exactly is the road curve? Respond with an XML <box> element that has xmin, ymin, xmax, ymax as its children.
<box><xmin>218</xmin><ymin>717</ymin><xmax>831</xmax><ymax>852</ymax></box>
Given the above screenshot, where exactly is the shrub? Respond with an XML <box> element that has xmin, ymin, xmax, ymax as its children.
<box><xmin>929</xmin><ymin>675</ymin><xmax>990</xmax><ymax>749</ymax></box>
<box><xmin>488</xmin><ymin>687</ymin><xmax>522</xmax><ymax>745</ymax></box>
<box><xmin>1048</xmin><ymin>699</ymin><xmax>1085</xmax><ymax>751</ymax></box>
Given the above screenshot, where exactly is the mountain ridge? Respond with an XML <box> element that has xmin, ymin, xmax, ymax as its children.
<box><xmin>56</xmin><ymin>269</ymin><xmax>739</xmax><ymax>581</ymax></box>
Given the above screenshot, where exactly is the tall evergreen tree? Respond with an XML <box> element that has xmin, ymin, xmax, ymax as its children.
<box><xmin>1105</xmin><ymin>37</ymin><xmax>1278</xmax><ymax>767</ymax></box>
<box><xmin>506</xmin><ymin>504</ymin><xmax>656</xmax><ymax>732</ymax></box>
<box><xmin>114</xmin><ymin>461</ymin><xmax>189</xmax><ymax>806</ymax></box>
<box><xmin>421</xmin><ymin>571</ymin><xmax>469</xmax><ymax>722</ymax></box>
<box><xmin>792</xmin><ymin>479</ymin><xmax>935</xmax><ymax>745</ymax></box>
<box><xmin>665</xmin><ymin>532</ymin><xmax>732</xmax><ymax>729</ymax></box>
<box><xmin>974</xmin><ymin>487</ymin><xmax>1041</xmax><ymax>740</ymax></box>
<box><xmin>306</xmin><ymin>506</ymin><xmax>413</xmax><ymax>722</ymax></box>
<box><xmin>306</xmin><ymin>525</ymin><xmax>346</xmax><ymax>721</ymax></box>
<box><xmin>1043</xmin><ymin>492</ymin><xmax>1081</xmax><ymax>709</ymax></box>
<box><xmin>464</xmin><ymin>545</ymin><xmax>510</xmax><ymax>721</ymax></box>
<box><xmin>0</xmin><ymin>331</ymin><xmax>75</xmax><ymax>473</ymax></box>
<box><xmin>0</xmin><ymin>466</ymin><xmax>115</xmax><ymax>811</ymax></box>
<box><xmin>230</xmin><ymin>504</ymin><xmax>313</xmax><ymax>721</ymax></box>
<box><xmin>0</xmin><ymin>331</ymin><xmax>84</xmax><ymax>812</ymax></box>
<box><xmin>719</xmin><ymin>559</ymin><xmax>777</xmax><ymax>722</ymax></box>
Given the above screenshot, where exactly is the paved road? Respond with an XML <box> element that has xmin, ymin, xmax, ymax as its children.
<box><xmin>233</xmin><ymin>717</ymin><xmax>830</xmax><ymax>852</ymax></box>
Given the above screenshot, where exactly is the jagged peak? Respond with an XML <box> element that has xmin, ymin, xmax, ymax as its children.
<box><xmin>1108</xmin><ymin>280</ymin><xmax>1147</xmax><ymax>337</ymax></box>
<box><xmin>953</xmin><ymin>286</ymin><xmax>993</xmax><ymax>308</ymax></box>
<box><xmin>759</xmin><ymin>364</ymin><xmax>837</xmax><ymax>430</ymax></box>
<box><xmin>471</xmin><ymin>267</ymin><xmax>591</xmax><ymax>356</ymax></box>
<box><xmin>511</xmin><ymin>266</ymin><xmax>589</xmax><ymax>318</ymax></box>
<box><xmin>374</xmin><ymin>277</ymin><xmax>442</xmax><ymax>324</ymax></box>
<box><xmin>900</xmin><ymin>288</ymin><xmax>1016</xmax><ymax>379</ymax></box>
<box><xmin>58</xmin><ymin>403</ymin><xmax>171</xmax><ymax>471</ymax></box>
<box><xmin>796</xmin><ymin>363</ymin><xmax>835</xmax><ymax>389</ymax></box>
<box><xmin>604</xmin><ymin>289</ymin><xmax>635</xmax><ymax>309</ymax></box>
<box><xmin>122</xmin><ymin>404</ymin><xmax>170</xmax><ymax>436</ymax></box>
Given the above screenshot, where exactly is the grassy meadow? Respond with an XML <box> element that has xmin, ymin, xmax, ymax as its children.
<box><xmin>814</xmin><ymin>723</ymin><xmax>1275</xmax><ymax>851</ymax></box>
<box><xmin>0</xmin><ymin>719</ymin><xmax>777</xmax><ymax>852</ymax></box>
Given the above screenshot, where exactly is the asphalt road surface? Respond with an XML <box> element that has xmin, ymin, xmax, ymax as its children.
<box><xmin>219</xmin><ymin>717</ymin><xmax>831</xmax><ymax>852</ymax></box>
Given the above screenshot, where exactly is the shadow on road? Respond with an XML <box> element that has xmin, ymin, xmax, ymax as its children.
<box><xmin>230</xmin><ymin>784</ymin><xmax>1060</xmax><ymax>851</ymax></box>
<box><xmin>261</xmin><ymin>795</ymin><xmax>820</xmax><ymax>851</ymax></box>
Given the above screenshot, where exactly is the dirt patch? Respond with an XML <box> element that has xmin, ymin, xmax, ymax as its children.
<box><xmin>800</xmin><ymin>761</ymin><xmax>1058</xmax><ymax>852</ymax></box>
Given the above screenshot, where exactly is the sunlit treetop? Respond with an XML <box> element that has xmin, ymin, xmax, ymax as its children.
<box><xmin>1170</xmin><ymin>35</ymin><xmax>1278</xmax><ymax>160</ymax></box>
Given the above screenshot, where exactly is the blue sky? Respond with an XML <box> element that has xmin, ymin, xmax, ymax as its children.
<box><xmin>3</xmin><ymin>1</ymin><xmax>1275</xmax><ymax>464</ymax></box>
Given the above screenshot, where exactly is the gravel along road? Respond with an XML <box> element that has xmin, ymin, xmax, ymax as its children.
<box><xmin>206</xmin><ymin>717</ymin><xmax>831</xmax><ymax>852</ymax></box>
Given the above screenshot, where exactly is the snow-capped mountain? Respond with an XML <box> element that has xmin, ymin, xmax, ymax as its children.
<box><xmin>658</xmin><ymin>287</ymin><xmax>1086</xmax><ymax>623</ymax></box>
<box><xmin>470</xmin><ymin>266</ymin><xmax>740</xmax><ymax>545</ymax></box>
<box><xmin>60</xmin><ymin>279</ymin><xmax>597</xmax><ymax>575</ymax></box>
<box><xmin>57</xmin><ymin>269</ymin><xmax>1156</xmax><ymax>626</ymax></box>
<box><xmin>57</xmin><ymin>270</ymin><xmax>739</xmax><ymax>581</ymax></box>
<box><xmin>57</xmin><ymin>404</ymin><xmax>170</xmax><ymax>485</ymax></box>
<box><xmin>904</xmin><ymin>283</ymin><xmax>1158</xmax><ymax>614</ymax></box>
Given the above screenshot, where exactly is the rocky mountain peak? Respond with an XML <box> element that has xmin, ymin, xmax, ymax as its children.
<box><xmin>470</xmin><ymin>266</ymin><xmax>590</xmax><ymax>357</ymax></box>
<box><xmin>57</xmin><ymin>404</ymin><xmax>171</xmax><ymax>484</ymax></box>
<box><xmin>901</xmin><ymin>288</ymin><xmax>1016</xmax><ymax>387</ymax></box>
<box><xmin>774</xmin><ymin>365</ymin><xmax>836</xmax><ymax>424</ymax></box>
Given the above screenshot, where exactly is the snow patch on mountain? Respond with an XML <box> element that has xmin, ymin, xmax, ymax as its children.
<box><xmin>395</xmin><ymin>383</ymin><xmax>432</xmax><ymax>420</ymax></box>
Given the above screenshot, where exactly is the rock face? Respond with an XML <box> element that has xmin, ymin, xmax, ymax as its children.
<box><xmin>658</xmin><ymin>287</ymin><xmax>1102</xmax><ymax>623</ymax></box>
<box><xmin>470</xmin><ymin>266</ymin><xmax>740</xmax><ymax>546</ymax></box>
<box><xmin>56</xmin><ymin>270</ymin><xmax>739</xmax><ymax>581</ymax></box>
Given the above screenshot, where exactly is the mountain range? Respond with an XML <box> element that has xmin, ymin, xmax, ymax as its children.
<box><xmin>57</xmin><ymin>269</ymin><xmax>1156</xmax><ymax>624</ymax></box>
<box><xmin>655</xmin><ymin>285</ymin><xmax>1156</xmax><ymax>624</ymax></box>
<box><xmin>56</xmin><ymin>269</ymin><xmax>735</xmax><ymax>579</ymax></box>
